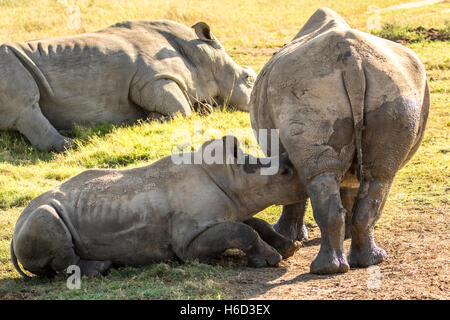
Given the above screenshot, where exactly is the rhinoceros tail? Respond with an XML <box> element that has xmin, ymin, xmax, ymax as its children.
<box><xmin>339</xmin><ymin>40</ymin><xmax>366</xmax><ymax>181</ymax></box>
<box><xmin>10</xmin><ymin>239</ymin><xmax>31</xmax><ymax>280</ymax></box>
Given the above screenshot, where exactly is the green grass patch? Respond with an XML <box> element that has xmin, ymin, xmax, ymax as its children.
<box><xmin>371</xmin><ymin>22</ymin><xmax>450</xmax><ymax>43</ymax></box>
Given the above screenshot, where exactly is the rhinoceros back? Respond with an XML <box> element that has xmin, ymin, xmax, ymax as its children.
<box><xmin>6</xmin><ymin>31</ymin><xmax>149</xmax><ymax>129</ymax></box>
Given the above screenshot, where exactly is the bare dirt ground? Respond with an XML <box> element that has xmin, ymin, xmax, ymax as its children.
<box><xmin>220</xmin><ymin>206</ymin><xmax>449</xmax><ymax>300</ymax></box>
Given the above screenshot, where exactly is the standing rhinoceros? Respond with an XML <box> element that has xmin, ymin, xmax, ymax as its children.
<box><xmin>250</xmin><ymin>8</ymin><xmax>429</xmax><ymax>274</ymax></box>
<box><xmin>11</xmin><ymin>136</ymin><xmax>303</xmax><ymax>278</ymax></box>
<box><xmin>0</xmin><ymin>20</ymin><xmax>256</xmax><ymax>151</ymax></box>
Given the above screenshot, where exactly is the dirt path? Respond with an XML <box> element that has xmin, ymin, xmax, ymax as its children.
<box><xmin>365</xmin><ymin>0</ymin><xmax>445</xmax><ymax>29</ymax></box>
<box><xmin>223</xmin><ymin>206</ymin><xmax>449</xmax><ymax>299</ymax></box>
<box><xmin>369</xmin><ymin>0</ymin><xmax>444</xmax><ymax>13</ymax></box>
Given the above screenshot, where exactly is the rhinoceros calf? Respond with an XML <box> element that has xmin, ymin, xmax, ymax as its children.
<box><xmin>11</xmin><ymin>136</ymin><xmax>302</xmax><ymax>278</ymax></box>
<box><xmin>250</xmin><ymin>8</ymin><xmax>429</xmax><ymax>274</ymax></box>
<box><xmin>0</xmin><ymin>20</ymin><xmax>256</xmax><ymax>151</ymax></box>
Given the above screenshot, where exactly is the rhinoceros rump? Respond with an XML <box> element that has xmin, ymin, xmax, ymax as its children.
<box><xmin>11</xmin><ymin>136</ymin><xmax>303</xmax><ymax>278</ymax></box>
<box><xmin>0</xmin><ymin>20</ymin><xmax>256</xmax><ymax>151</ymax></box>
<box><xmin>250</xmin><ymin>8</ymin><xmax>429</xmax><ymax>274</ymax></box>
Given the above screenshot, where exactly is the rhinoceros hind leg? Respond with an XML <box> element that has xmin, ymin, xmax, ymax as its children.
<box><xmin>15</xmin><ymin>103</ymin><xmax>73</xmax><ymax>152</ymax></box>
<box><xmin>348</xmin><ymin>178</ymin><xmax>391</xmax><ymax>268</ymax></box>
<box><xmin>307</xmin><ymin>174</ymin><xmax>350</xmax><ymax>274</ymax></box>
<box><xmin>13</xmin><ymin>205</ymin><xmax>79</xmax><ymax>277</ymax></box>
<box><xmin>244</xmin><ymin>217</ymin><xmax>301</xmax><ymax>259</ymax></box>
<box><xmin>183</xmin><ymin>221</ymin><xmax>282</xmax><ymax>267</ymax></box>
<box><xmin>340</xmin><ymin>186</ymin><xmax>359</xmax><ymax>239</ymax></box>
<box><xmin>273</xmin><ymin>200</ymin><xmax>309</xmax><ymax>241</ymax></box>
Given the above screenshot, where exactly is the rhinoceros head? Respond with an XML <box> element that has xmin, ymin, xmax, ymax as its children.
<box><xmin>200</xmin><ymin>136</ymin><xmax>303</xmax><ymax>210</ymax></box>
<box><xmin>191</xmin><ymin>22</ymin><xmax>256</xmax><ymax>111</ymax></box>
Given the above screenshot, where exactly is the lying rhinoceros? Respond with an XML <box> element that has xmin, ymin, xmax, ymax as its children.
<box><xmin>0</xmin><ymin>20</ymin><xmax>256</xmax><ymax>151</ymax></box>
<box><xmin>11</xmin><ymin>136</ymin><xmax>302</xmax><ymax>278</ymax></box>
<box><xmin>250</xmin><ymin>8</ymin><xmax>429</xmax><ymax>274</ymax></box>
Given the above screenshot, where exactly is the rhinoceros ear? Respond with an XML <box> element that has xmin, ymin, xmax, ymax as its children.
<box><xmin>192</xmin><ymin>22</ymin><xmax>216</xmax><ymax>42</ymax></box>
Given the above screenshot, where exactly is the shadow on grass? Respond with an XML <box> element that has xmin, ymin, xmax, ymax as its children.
<box><xmin>0</xmin><ymin>104</ymin><xmax>244</xmax><ymax>166</ymax></box>
<box><xmin>1</xmin><ymin>248</ymin><xmax>297</xmax><ymax>300</ymax></box>
<box><xmin>0</xmin><ymin>123</ymin><xmax>125</xmax><ymax>165</ymax></box>
<box><xmin>1</xmin><ymin>247</ymin><xmax>336</xmax><ymax>300</ymax></box>
<box><xmin>0</xmin><ymin>259</ymin><xmax>235</xmax><ymax>300</ymax></box>
<box><xmin>0</xmin><ymin>108</ymin><xmax>235</xmax><ymax>166</ymax></box>
<box><xmin>0</xmin><ymin>130</ymin><xmax>55</xmax><ymax>165</ymax></box>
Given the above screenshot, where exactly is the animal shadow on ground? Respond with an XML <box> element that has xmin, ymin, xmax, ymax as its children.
<box><xmin>212</xmin><ymin>238</ymin><xmax>338</xmax><ymax>299</ymax></box>
<box><xmin>0</xmin><ymin>105</ymin><xmax>229</xmax><ymax>165</ymax></box>
<box><xmin>0</xmin><ymin>121</ymin><xmax>131</xmax><ymax>165</ymax></box>
<box><xmin>301</xmin><ymin>237</ymin><xmax>321</xmax><ymax>247</ymax></box>
<box><xmin>239</xmin><ymin>268</ymin><xmax>342</xmax><ymax>299</ymax></box>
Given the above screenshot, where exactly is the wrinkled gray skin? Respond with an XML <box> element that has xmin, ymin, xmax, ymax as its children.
<box><xmin>0</xmin><ymin>20</ymin><xmax>256</xmax><ymax>151</ymax></box>
<box><xmin>250</xmin><ymin>8</ymin><xmax>429</xmax><ymax>274</ymax></box>
<box><xmin>11</xmin><ymin>136</ymin><xmax>303</xmax><ymax>278</ymax></box>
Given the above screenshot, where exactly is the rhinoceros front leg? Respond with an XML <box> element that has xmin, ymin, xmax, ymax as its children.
<box><xmin>15</xmin><ymin>103</ymin><xmax>73</xmax><ymax>152</ymax></box>
<box><xmin>131</xmin><ymin>79</ymin><xmax>192</xmax><ymax>119</ymax></box>
<box><xmin>244</xmin><ymin>217</ymin><xmax>301</xmax><ymax>259</ymax></box>
<box><xmin>273</xmin><ymin>199</ymin><xmax>309</xmax><ymax>241</ymax></box>
<box><xmin>182</xmin><ymin>221</ymin><xmax>282</xmax><ymax>267</ymax></box>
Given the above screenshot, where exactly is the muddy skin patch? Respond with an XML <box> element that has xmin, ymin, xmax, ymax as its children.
<box><xmin>374</xmin><ymin>97</ymin><xmax>419</xmax><ymax>121</ymax></box>
<box><xmin>364</xmin><ymin>96</ymin><xmax>420</xmax><ymax>146</ymax></box>
<box><xmin>337</xmin><ymin>50</ymin><xmax>352</xmax><ymax>64</ymax></box>
<box><xmin>327</xmin><ymin>117</ymin><xmax>353</xmax><ymax>153</ymax></box>
<box><xmin>291</xmin><ymin>88</ymin><xmax>309</xmax><ymax>100</ymax></box>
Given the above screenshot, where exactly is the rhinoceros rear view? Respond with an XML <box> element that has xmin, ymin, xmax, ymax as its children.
<box><xmin>250</xmin><ymin>8</ymin><xmax>429</xmax><ymax>274</ymax></box>
<box><xmin>0</xmin><ymin>20</ymin><xmax>256</xmax><ymax>151</ymax></box>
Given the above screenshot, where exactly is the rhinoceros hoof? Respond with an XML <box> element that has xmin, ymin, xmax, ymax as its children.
<box><xmin>247</xmin><ymin>251</ymin><xmax>282</xmax><ymax>268</ymax></box>
<box><xmin>278</xmin><ymin>240</ymin><xmax>302</xmax><ymax>259</ymax></box>
<box><xmin>247</xmin><ymin>241</ymin><xmax>282</xmax><ymax>268</ymax></box>
<box><xmin>273</xmin><ymin>221</ymin><xmax>308</xmax><ymax>242</ymax></box>
<box><xmin>310</xmin><ymin>251</ymin><xmax>349</xmax><ymax>275</ymax></box>
<box><xmin>54</xmin><ymin>137</ymin><xmax>74</xmax><ymax>153</ymax></box>
<box><xmin>348</xmin><ymin>245</ymin><xmax>388</xmax><ymax>268</ymax></box>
